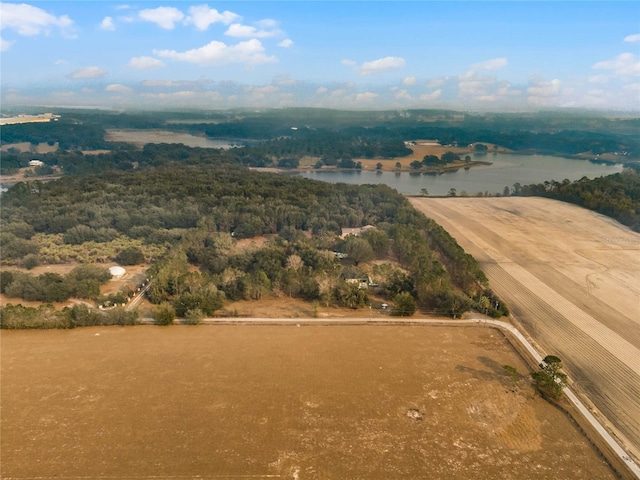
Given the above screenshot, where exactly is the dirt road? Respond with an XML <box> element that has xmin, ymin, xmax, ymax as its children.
<box><xmin>410</xmin><ymin>197</ymin><xmax>640</xmax><ymax>461</ymax></box>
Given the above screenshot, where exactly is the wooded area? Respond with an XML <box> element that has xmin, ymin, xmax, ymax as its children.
<box><xmin>2</xmin><ymin>107</ymin><xmax>636</xmax><ymax>327</ymax></box>
<box><xmin>1</xmin><ymin>152</ymin><xmax>507</xmax><ymax>327</ymax></box>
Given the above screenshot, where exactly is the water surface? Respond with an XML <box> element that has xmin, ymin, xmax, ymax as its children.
<box><xmin>292</xmin><ymin>153</ymin><xmax>623</xmax><ymax>195</ymax></box>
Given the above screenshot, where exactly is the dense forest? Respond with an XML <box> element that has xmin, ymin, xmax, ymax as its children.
<box><xmin>1</xmin><ymin>152</ymin><xmax>507</xmax><ymax>327</ymax></box>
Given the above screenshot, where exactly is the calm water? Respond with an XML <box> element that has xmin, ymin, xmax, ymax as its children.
<box><xmin>292</xmin><ymin>153</ymin><xmax>624</xmax><ymax>195</ymax></box>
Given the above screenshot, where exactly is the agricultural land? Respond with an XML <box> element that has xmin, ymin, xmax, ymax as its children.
<box><xmin>410</xmin><ymin>196</ymin><xmax>640</xmax><ymax>464</ymax></box>
<box><xmin>1</xmin><ymin>325</ymin><xmax>617</xmax><ymax>479</ymax></box>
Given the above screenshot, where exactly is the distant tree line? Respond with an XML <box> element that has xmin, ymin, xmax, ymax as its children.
<box><xmin>0</xmin><ymin>119</ymin><xmax>118</xmax><ymax>151</ymax></box>
<box><xmin>3</xmin><ymin>109</ymin><xmax>637</xmax><ymax>166</ymax></box>
<box><xmin>516</xmin><ymin>168</ymin><xmax>640</xmax><ymax>231</ymax></box>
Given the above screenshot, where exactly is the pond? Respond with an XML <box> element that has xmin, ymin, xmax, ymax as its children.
<box><xmin>291</xmin><ymin>153</ymin><xmax>624</xmax><ymax>195</ymax></box>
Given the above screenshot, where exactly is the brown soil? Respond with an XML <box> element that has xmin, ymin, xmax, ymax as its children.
<box><xmin>410</xmin><ymin>197</ymin><xmax>640</xmax><ymax>462</ymax></box>
<box><xmin>1</xmin><ymin>325</ymin><xmax>615</xmax><ymax>479</ymax></box>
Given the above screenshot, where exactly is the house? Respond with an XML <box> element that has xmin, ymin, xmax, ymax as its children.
<box><xmin>340</xmin><ymin>225</ymin><xmax>376</xmax><ymax>239</ymax></box>
<box><xmin>345</xmin><ymin>275</ymin><xmax>376</xmax><ymax>290</ymax></box>
<box><xmin>346</xmin><ymin>277</ymin><xmax>370</xmax><ymax>290</ymax></box>
<box><xmin>29</xmin><ymin>160</ymin><xmax>44</xmax><ymax>167</ymax></box>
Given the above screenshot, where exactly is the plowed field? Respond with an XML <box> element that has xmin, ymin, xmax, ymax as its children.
<box><xmin>410</xmin><ymin>197</ymin><xmax>640</xmax><ymax>461</ymax></box>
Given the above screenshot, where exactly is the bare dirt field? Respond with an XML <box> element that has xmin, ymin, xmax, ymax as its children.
<box><xmin>1</xmin><ymin>325</ymin><xmax>616</xmax><ymax>479</ymax></box>
<box><xmin>105</xmin><ymin>129</ymin><xmax>235</xmax><ymax>149</ymax></box>
<box><xmin>410</xmin><ymin>196</ymin><xmax>640</xmax><ymax>462</ymax></box>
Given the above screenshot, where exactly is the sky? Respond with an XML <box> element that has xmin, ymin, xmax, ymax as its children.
<box><xmin>1</xmin><ymin>1</ymin><xmax>639</xmax><ymax>111</ymax></box>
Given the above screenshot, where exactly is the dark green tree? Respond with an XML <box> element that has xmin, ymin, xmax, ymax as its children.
<box><xmin>154</xmin><ymin>302</ymin><xmax>175</xmax><ymax>326</ymax></box>
<box><xmin>391</xmin><ymin>292</ymin><xmax>416</xmax><ymax>316</ymax></box>
<box><xmin>115</xmin><ymin>246</ymin><xmax>145</xmax><ymax>265</ymax></box>
<box><xmin>531</xmin><ymin>355</ymin><xmax>567</xmax><ymax>400</ymax></box>
<box><xmin>343</xmin><ymin>236</ymin><xmax>375</xmax><ymax>266</ymax></box>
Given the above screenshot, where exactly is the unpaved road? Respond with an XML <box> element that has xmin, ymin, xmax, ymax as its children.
<box><xmin>410</xmin><ymin>197</ymin><xmax>640</xmax><ymax>462</ymax></box>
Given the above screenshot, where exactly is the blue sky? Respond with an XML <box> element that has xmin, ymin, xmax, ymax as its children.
<box><xmin>1</xmin><ymin>1</ymin><xmax>639</xmax><ymax>111</ymax></box>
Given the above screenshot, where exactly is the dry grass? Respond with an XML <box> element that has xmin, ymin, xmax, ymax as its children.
<box><xmin>1</xmin><ymin>325</ymin><xmax>615</xmax><ymax>479</ymax></box>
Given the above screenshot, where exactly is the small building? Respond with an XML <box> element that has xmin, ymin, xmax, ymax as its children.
<box><xmin>109</xmin><ymin>266</ymin><xmax>126</xmax><ymax>280</ymax></box>
<box><xmin>346</xmin><ymin>277</ymin><xmax>370</xmax><ymax>289</ymax></box>
<box><xmin>29</xmin><ymin>160</ymin><xmax>44</xmax><ymax>167</ymax></box>
<box><xmin>340</xmin><ymin>225</ymin><xmax>376</xmax><ymax>239</ymax></box>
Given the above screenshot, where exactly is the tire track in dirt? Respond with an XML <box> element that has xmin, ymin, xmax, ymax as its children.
<box><xmin>410</xmin><ymin>197</ymin><xmax>640</xmax><ymax>458</ymax></box>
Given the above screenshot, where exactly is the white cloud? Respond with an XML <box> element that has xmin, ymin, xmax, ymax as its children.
<box><xmin>588</xmin><ymin>74</ymin><xmax>609</xmax><ymax>84</ymax></box>
<box><xmin>106</xmin><ymin>83</ymin><xmax>132</xmax><ymax>94</ymax></box>
<box><xmin>173</xmin><ymin>90</ymin><xmax>197</xmax><ymax>98</ymax></box>
<box><xmin>354</xmin><ymin>92</ymin><xmax>378</xmax><ymax>101</ymax></box>
<box><xmin>593</xmin><ymin>53</ymin><xmax>640</xmax><ymax>77</ymax></box>
<box><xmin>426</xmin><ymin>77</ymin><xmax>448</xmax><ymax>88</ymax></box>
<box><xmin>395</xmin><ymin>89</ymin><xmax>412</xmax><ymax>100</ymax></box>
<box><xmin>154</xmin><ymin>39</ymin><xmax>277</xmax><ymax>66</ymax></box>
<box><xmin>496</xmin><ymin>83</ymin><xmax>520</xmax><ymax>98</ymax></box>
<box><xmin>185</xmin><ymin>5</ymin><xmax>240</xmax><ymax>30</ymax></box>
<box><xmin>115</xmin><ymin>4</ymin><xmax>131</xmax><ymax>10</ymax></box>
<box><xmin>624</xmin><ymin>33</ymin><xmax>640</xmax><ymax>43</ymax></box>
<box><xmin>0</xmin><ymin>3</ymin><xmax>73</xmax><ymax>36</ymax></box>
<box><xmin>278</xmin><ymin>38</ymin><xmax>293</xmax><ymax>48</ymax></box>
<box><xmin>128</xmin><ymin>56</ymin><xmax>165</xmax><ymax>69</ymax></box>
<box><xmin>458</xmin><ymin>71</ymin><xmax>496</xmax><ymax>97</ymax></box>
<box><xmin>358</xmin><ymin>56</ymin><xmax>405</xmax><ymax>75</ymax></box>
<box><xmin>0</xmin><ymin>36</ymin><xmax>13</xmax><ymax>51</ymax></box>
<box><xmin>472</xmin><ymin>57</ymin><xmax>507</xmax><ymax>71</ymax></box>
<box><xmin>273</xmin><ymin>74</ymin><xmax>297</xmax><ymax>85</ymax></box>
<box><xmin>67</xmin><ymin>66</ymin><xmax>108</xmax><ymax>79</ymax></box>
<box><xmin>456</xmin><ymin>68</ymin><xmax>519</xmax><ymax>104</ymax></box>
<box><xmin>224</xmin><ymin>23</ymin><xmax>282</xmax><ymax>38</ymax></box>
<box><xmin>316</xmin><ymin>86</ymin><xmax>328</xmax><ymax>94</ymax></box>
<box><xmin>139</xmin><ymin>7</ymin><xmax>184</xmax><ymax>30</ymax></box>
<box><xmin>100</xmin><ymin>16</ymin><xmax>115</xmax><ymax>31</ymax></box>
<box><xmin>256</xmin><ymin>19</ymin><xmax>278</xmax><ymax>29</ymax></box>
<box><xmin>341</xmin><ymin>59</ymin><xmax>356</xmax><ymax>67</ymax></box>
<box><xmin>527</xmin><ymin>78</ymin><xmax>562</xmax><ymax>105</ymax></box>
<box><xmin>403</xmin><ymin>76</ymin><xmax>417</xmax><ymax>86</ymax></box>
<box><xmin>245</xmin><ymin>85</ymin><xmax>278</xmax><ymax>98</ymax></box>
<box><xmin>141</xmin><ymin>79</ymin><xmax>193</xmax><ymax>87</ymax></box>
<box><xmin>419</xmin><ymin>90</ymin><xmax>442</xmax><ymax>101</ymax></box>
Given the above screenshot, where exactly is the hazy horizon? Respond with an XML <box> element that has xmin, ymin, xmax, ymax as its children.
<box><xmin>1</xmin><ymin>1</ymin><xmax>639</xmax><ymax>112</ymax></box>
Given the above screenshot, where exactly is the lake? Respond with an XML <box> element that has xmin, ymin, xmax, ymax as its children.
<box><xmin>291</xmin><ymin>153</ymin><xmax>624</xmax><ymax>195</ymax></box>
